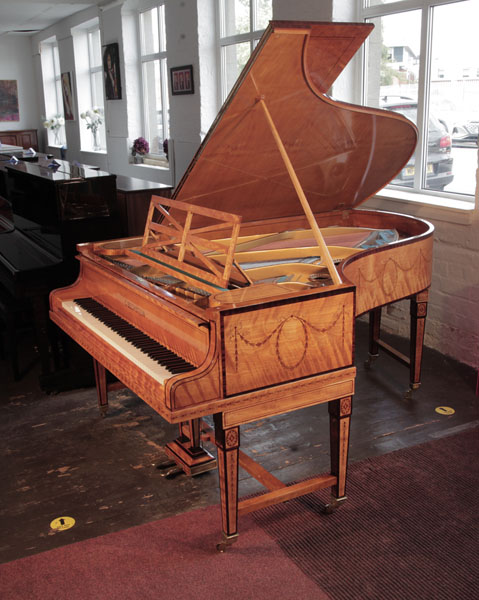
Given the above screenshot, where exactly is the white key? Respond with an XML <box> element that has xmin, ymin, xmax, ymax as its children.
<box><xmin>62</xmin><ymin>300</ymin><xmax>173</xmax><ymax>384</ymax></box>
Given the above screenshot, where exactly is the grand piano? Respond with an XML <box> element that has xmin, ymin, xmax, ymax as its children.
<box><xmin>50</xmin><ymin>21</ymin><xmax>433</xmax><ymax>549</ymax></box>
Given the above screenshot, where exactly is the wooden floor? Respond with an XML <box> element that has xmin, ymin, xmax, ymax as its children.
<box><xmin>0</xmin><ymin>320</ymin><xmax>477</xmax><ymax>564</ymax></box>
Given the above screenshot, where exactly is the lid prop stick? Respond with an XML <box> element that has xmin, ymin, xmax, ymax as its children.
<box><xmin>256</xmin><ymin>95</ymin><xmax>342</xmax><ymax>285</ymax></box>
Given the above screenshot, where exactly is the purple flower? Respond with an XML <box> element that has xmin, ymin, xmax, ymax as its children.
<box><xmin>132</xmin><ymin>137</ymin><xmax>149</xmax><ymax>155</ymax></box>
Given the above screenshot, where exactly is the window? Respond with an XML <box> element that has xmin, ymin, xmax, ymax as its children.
<box><xmin>87</xmin><ymin>28</ymin><xmax>105</xmax><ymax>118</ymax></box>
<box><xmin>72</xmin><ymin>21</ymin><xmax>106</xmax><ymax>152</ymax></box>
<box><xmin>218</xmin><ymin>0</ymin><xmax>272</xmax><ymax>102</ymax></box>
<box><xmin>40</xmin><ymin>38</ymin><xmax>64</xmax><ymax>146</ymax></box>
<box><xmin>139</xmin><ymin>4</ymin><xmax>169</xmax><ymax>159</ymax></box>
<box><xmin>360</xmin><ymin>0</ymin><xmax>478</xmax><ymax>201</ymax></box>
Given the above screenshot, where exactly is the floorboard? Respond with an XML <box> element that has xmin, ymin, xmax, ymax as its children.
<box><xmin>0</xmin><ymin>319</ymin><xmax>477</xmax><ymax>564</ymax></box>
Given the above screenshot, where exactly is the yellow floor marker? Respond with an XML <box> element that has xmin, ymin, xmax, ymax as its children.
<box><xmin>50</xmin><ymin>516</ymin><xmax>75</xmax><ymax>531</ymax></box>
<box><xmin>435</xmin><ymin>406</ymin><xmax>455</xmax><ymax>415</ymax></box>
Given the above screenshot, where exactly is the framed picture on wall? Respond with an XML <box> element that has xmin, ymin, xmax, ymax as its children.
<box><xmin>0</xmin><ymin>80</ymin><xmax>20</xmax><ymax>122</ymax></box>
<box><xmin>103</xmin><ymin>43</ymin><xmax>122</xmax><ymax>100</ymax></box>
<box><xmin>61</xmin><ymin>72</ymin><xmax>75</xmax><ymax>121</ymax></box>
<box><xmin>170</xmin><ymin>65</ymin><xmax>194</xmax><ymax>95</ymax></box>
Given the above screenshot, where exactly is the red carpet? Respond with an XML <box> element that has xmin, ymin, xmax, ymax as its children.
<box><xmin>0</xmin><ymin>506</ymin><xmax>327</xmax><ymax>600</ymax></box>
<box><xmin>1</xmin><ymin>429</ymin><xmax>477</xmax><ymax>599</ymax></box>
<box><xmin>252</xmin><ymin>427</ymin><xmax>479</xmax><ymax>600</ymax></box>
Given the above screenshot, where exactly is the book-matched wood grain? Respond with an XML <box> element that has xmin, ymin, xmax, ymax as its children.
<box><xmin>342</xmin><ymin>235</ymin><xmax>433</xmax><ymax>316</ymax></box>
<box><xmin>222</xmin><ymin>290</ymin><xmax>354</xmax><ymax>396</ymax></box>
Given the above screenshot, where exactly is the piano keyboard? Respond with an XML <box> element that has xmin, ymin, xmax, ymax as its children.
<box><xmin>61</xmin><ymin>297</ymin><xmax>194</xmax><ymax>384</ymax></box>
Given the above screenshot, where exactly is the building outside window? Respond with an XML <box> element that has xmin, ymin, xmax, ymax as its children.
<box><xmin>40</xmin><ymin>38</ymin><xmax>65</xmax><ymax>146</ymax></box>
<box><xmin>139</xmin><ymin>3</ymin><xmax>169</xmax><ymax>160</ymax></box>
<box><xmin>360</xmin><ymin>0</ymin><xmax>478</xmax><ymax>202</ymax></box>
<box><xmin>218</xmin><ymin>0</ymin><xmax>272</xmax><ymax>103</ymax></box>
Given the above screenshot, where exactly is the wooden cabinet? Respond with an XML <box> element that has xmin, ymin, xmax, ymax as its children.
<box><xmin>0</xmin><ymin>129</ymin><xmax>38</xmax><ymax>150</ymax></box>
<box><xmin>115</xmin><ymin>175</ymin><xmax>173</xmax><ymax>236</ymax></box>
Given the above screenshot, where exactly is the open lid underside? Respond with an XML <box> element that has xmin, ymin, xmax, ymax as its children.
<box><xmin>170</xmin><ymin>21</ymin><xmax>417</xmax><ymax>227</ymax></box>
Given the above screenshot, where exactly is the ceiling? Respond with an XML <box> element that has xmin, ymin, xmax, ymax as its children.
<box><xmin>0</xmin><ymin>0</ymin><xmax>110</xmax><ymax>38</ymax></box>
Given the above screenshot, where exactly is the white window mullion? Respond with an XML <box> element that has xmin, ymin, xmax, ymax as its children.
<box><xmin>413</xmin><ymin>5</ymin><xmax>432</xmax><ymax>189</ymax></box>
<box><xmin>138</xmin><ymin>3</ymin><xmax>169</xmax><ymax>159</ymax></box>
<box><xmin>217</xmin><ymin>0</ymin><xmax>272</xmax><ymax>103</ymax></box>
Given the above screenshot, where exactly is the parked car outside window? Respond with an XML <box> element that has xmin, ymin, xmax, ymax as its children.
<box><xmin>381</xmin><ymin>97</ymin><xmax>454</xmax><ymax>191</ymax></box>
<box><xmin>451</xmin><ymin>118</ymin><xmax>479</xmax><ymax>146</ymax></box>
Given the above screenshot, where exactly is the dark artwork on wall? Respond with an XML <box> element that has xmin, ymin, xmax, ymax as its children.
<box><xmin>0</xmin><ymin>80</ymin><xmax>20</xmax><ymax>122</ymax></box>
<box><xmin>170</xmin><ymin>65</ymin><xmax>194</xmax><ymax>95</ymax></box>
<box><xmin>61</xmin><ymin>72</ymin><xmax>75</xmax><ymax>121</ymax></box>
<box><xmin>103</xmin><ymin>43</ymin><xmax>122</xmax><ymax>100</ymax></box>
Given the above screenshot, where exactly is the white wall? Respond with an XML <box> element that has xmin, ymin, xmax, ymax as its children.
<box><xmin>0</xmin><ymin>36</ymin><xmax>39</xmax><ymax>133</ymax></box>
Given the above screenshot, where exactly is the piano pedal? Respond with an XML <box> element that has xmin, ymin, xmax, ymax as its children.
<box><xmin>322</xmin><ymin>495</ymin><xmax>347</xmax><ymax>514</ymax></box>
<box><xmin>216</xmin><ymin>532</ymin><xmax>239</xmax><ymax>553</ymax></box>
<box><xmin>156</xmin><ymin>461</ymin><xmax>184</xmax><ymax>479</ymax></box>
<box><xmin>364</xmin><ymin>353</ymin><xmax>378</xmax><ymax>370</ymax></box>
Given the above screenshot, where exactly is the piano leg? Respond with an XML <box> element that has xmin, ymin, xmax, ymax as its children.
<box><xmin>365</xmin><ymin>290</ymin><xmax>429</xmax><ymax>399</ymax></box>
<box><xmin>324</xmin><ymin>396</ymin><xmax>352</xmax><ymax>513</ymax></box>
<box><xmin>31</xmin><ymin>294</ymin><xmax>52</xmax><ymax>376</ymax></box>
<box><xmin>408</xmin><ymin>289</ymin><xmax>429</xmax><ymax>398</ymax></box>
<box><xmin>214</xmin><ymin>414</ymin><xmax>239</xmax><ymax>551</ymax></box>
<box><xmin>93</xmin><ymin>359</ymin><xmax>109</xmax><ymax>417</ymax></box>
<box><xmin>364</xmin><ymin>307</ymin><xmax>381</xmax><ymax>370</ymax></box>
<box><xmin>163</xmin><ymin>419</ymin><xmax>217</xmax><ymax>477</ymax></box>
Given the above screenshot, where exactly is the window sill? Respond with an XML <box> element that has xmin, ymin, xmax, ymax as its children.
<box><xmin>80</xmin><ymin>148</ymin><xmax>107</xmax><ymax>155</ymax></box>
<box><xmin>364</xmin><ymin>187</ymin><xmax>476</xmax><ymax>225</ymax></box>
<box><xmin>131</xmin><ymin>158</ymin><xmax>169</xmax><ymax>171</ymax></box>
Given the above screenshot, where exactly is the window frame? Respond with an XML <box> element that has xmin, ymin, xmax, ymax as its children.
<box><xmin>217</xmin><ymin>0</ymin><xmax>272</xmax><ymax>104</ymax></box>
<box><xmin>40</xmin><ymin>38</ymin><xmax>64</xmax><ymax>146</ymax></box>
<box><xmin>85</xmin><ymin>24</ymin><xmax>106</xmax><ymax>152</ymax></box>
<box><xmin>71</xmin><ymin>18</ymin><xmax>106</xmax><ymax>153</ymax></box>
<box><xmin>86</xmin><ymin>26</ymin><xmax>104</xmax><ymax>110</ymax></box>
<box><xmin>359</xmin><ymin>0</ymin><xmax>477</xmax><ymax>207</ymax></box>
<box><xmin>138</xmin><ymin>2</ymin><xmax>169</xmax><ymax>158</ymax></box>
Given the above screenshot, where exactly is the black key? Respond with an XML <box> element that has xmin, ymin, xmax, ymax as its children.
<box><xmin>74</xmin><ymin>297</ymin><xmax>194</xmax><ymax>373</ymax></box>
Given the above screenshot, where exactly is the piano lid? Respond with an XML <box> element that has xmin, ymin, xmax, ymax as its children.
<box><xmin>171</xmin><ymin>21</ymin><xmax>417</xmax><ymax>226</ymax></box>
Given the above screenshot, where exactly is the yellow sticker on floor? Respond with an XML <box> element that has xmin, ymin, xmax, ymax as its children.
<box><xmin>435</xmin><ymin>406</ymin><xmax>455</xmax><ymax>415</ymax></box>
<box><xmin>50</xmin><ymin>516</ymin><xmax>75</xmax><ymax>531</ymax></box>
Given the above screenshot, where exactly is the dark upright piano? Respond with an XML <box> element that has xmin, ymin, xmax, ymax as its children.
<box><xmin>0</xmin><ymin>156</ymin><xmax>121</xmax><ymax>377</ymax></box>
<box><xmin>50</xmin><ymin>21</ymin><xmax>433</xmax><ymax>549</ymax></box>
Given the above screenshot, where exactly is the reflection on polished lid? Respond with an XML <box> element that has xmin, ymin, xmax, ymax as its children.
<box><xmin>172</xmin><ymin>21</ymin><xmax>417</xmax><ymax>226</ymax></box>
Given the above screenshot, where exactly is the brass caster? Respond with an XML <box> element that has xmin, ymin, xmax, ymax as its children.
<box><xmin>323</xmin><ymin>495</ymin><xmax>347</xmax><ymax>514</ymax></box>
<box><xmin>364</xmin><ymin>353</ymin><xmax>378</xmax><ymax>371</ymax></box>
<box><xmin>216</xmin><ymin>532</ymin><xmax>238</xmax><ymax>553</ymax></box>
<box><xmin>404</xmin><ymin>383</ymin><xmax>420</xmax><ymax>400</ymax></box>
